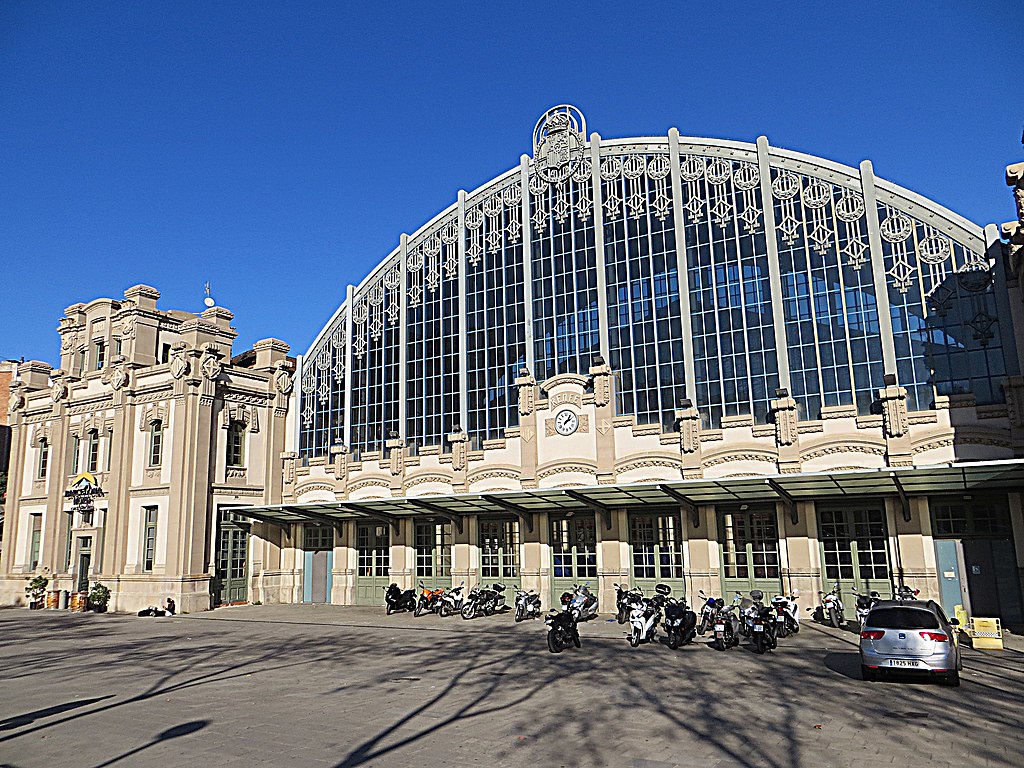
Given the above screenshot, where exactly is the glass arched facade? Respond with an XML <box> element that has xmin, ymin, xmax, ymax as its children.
<box><xmin>298</xmin><ymin>120</ymin><xmax>1012</xmax><ymax>458</ymax></box>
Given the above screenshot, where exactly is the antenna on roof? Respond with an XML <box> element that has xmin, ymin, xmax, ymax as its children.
<box><xmin>203</xmin><ymin>282</ymin><xmax>215</xmax><ymax>308</ymax></box>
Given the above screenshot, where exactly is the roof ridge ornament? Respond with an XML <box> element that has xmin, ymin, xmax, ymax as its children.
<box><xmin>532</xmin><ymin>105</ymin><xmax>586</xmax><ymax>183</ymax></box>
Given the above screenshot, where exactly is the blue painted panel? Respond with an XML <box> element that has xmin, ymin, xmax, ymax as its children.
<box><xmin>303</xmin><ymin>550</ymin><xmax>313</xmax><ymax>603</ymax></box>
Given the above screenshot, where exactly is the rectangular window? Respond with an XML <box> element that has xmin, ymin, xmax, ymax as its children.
<box><xmin>37</xmin><ymin>440</ymin><xmax>49</xmax><ymax>479</ymax></box>
<box><xmin>148</xmin><ymin>422</ymin><xmax>163</xmax><ymax>467</ymax></box>
<box><xmin>29</xmin><ymin>514</ymin><xmax>42</xmax><ymax>570</ymax></box>
<box><xmin>226</xmin><ymin>423</ymin><xmax>245</xmax><ymax>467</ymax></box>
<box><xmin>161</xmin><ymin>343</ymin><xmax>171</xmax><ymax>364</ymax></box>
<box><xmin>143</xmin><ymin>506</ymin><xmax>158</xmax><ymax>572</ymax></box>
<box><xmin>70</xmin><ymin>435</ymin><xmax>81</xmax><ymax>475</ymax></box>
<box><xmin>87</xmin><ymin>430</ymin><xmax>100</xmax><ymax>473</ymax></box>
<box><xmin>114</xmin><ymin>337</ymin><xmax>123</xmax><ymax>358</ymax></box>
<box><xmin>105</xmin><ymin>428</ymin><xmax>113</xmax><ymax>471</ymax></box>
<box><xmin>93</xmin><ymin>340</ymin><xmax>106</xmax><ymax>370</ymax></box>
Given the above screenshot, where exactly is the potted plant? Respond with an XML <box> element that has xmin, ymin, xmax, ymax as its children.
<box><xmin>25</xmin><ymin>575</ymin><xmax>49</xmax><ymax>609</ymax></box>
<box><xmin>87</xmin><ymin>582</ymin><xmax>111</xmax><ymax>613</ymax></box>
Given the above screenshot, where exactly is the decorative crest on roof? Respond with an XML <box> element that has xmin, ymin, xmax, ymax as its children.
<box><xmin>532</xmin><ymin>105</ymin><xmax>586</xmax><ymax>183</ymax></box>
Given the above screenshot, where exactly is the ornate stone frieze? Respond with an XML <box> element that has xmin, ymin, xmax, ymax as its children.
<box><xmin>1002</xmin><ymin>376</ymin><xmax>1024</xmax><ymax>427</ymax></box>
<box><xmin>630</xmin><ymin>423</ymin><xmax>660</xmax><ymax>437</ymax></box>
<box><xmin>702</xmin><ymin>452</ymin><xmax>777</xmax><ymax>468</ymax></box>
<box><xmin>466</xmin><ymin>468</ymin><xmax>521</xmax><ymax>484</ymax></box>
<box><xmin>137</xmin><ymin>402</ymin><xmax>166</xmax><ymax>431</ymax></box>
<box><xmin>675</xmin><ymin>404</ymin><xmax>701</xmax><ymax>454</ymax></box>
<box><xmin>801</xmin><ymin>444</ymin><xmax>886</xmax><ymax>460</ymax></box>
<box><xmin>404</xmin><ymin>474</ymin><xmax>453</xmax><ymax>489</ymax></box>
<box><xmin>536</xmin><ymin>463</ymin><xmax>598</xmax><ymax>480</ymax></box>
<box><xmin>221</xmin><ymin>402</ymin><xmax>259</xmax><ymax>433</ymax></box>
<box><xmin>346</xmin><ymin>477</ymin><xmax>392</xmax><ymax>492</ymax></box>
<box><xmin>296</xmin><ymin>482</ymin><xmax>336</xmax><ymax>494</ymax></box>
<box><xmin>614</xmin><ymin>457</ymin><xmax>682</xmax><ymax>474</ymax></box>
<box><xmin>385</xmin><ymin>436</ymin><xmax>405</xmax><ymax>477</ymax></box>
<box><xmin>515</xmin><ymin>370</ymin><xmax>536</xmax><ymax>416</ymax></box>
<box><xmin>589</xmin><ymin>360</ymin><xmax>613</xmax><ymax>407</ymax></box>
<box><xmin>448</xmin><ymin>431</ymin><xmax>469</xmax><ymax>472</ymax></box>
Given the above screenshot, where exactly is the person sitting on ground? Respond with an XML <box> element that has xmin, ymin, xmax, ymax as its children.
<box><xmin>165</xmin><ymin>596</ymin><xmax>176</xmax><ymax>616</ymax></box>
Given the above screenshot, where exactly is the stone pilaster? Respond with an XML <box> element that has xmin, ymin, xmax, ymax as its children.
<box><xmin>878</xmin><ymin>375</ymin><xmax>912</xmax><ymax>466</ymax></box>
<box><xmin>675</xmin><ymin>400</ymin><xmax>703</xmax><ymax>479</ymax></box>
<box><xmin>589</xmin><ymin>359</ymin><xmax>616</xmax><ymax>483</ymax></box>
<box><xmin>515</xmin><ymin>370</ymin><xmax>538</xmax><ymax>488</ymax></box>
<box><xmin>770</xmin><ymin>390</ymin><xmax>801</xmax><ymax>474</ymax></box>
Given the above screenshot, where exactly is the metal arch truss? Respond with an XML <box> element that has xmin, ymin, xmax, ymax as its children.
<box><xmin>298</xmin><ymin>112</ymin><xmax>996</xmax><ymax>457</ymax></box>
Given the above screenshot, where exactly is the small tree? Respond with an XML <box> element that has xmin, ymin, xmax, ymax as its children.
<box><xmin>88</xmin><ymin>582</ymin><xmax>111</xmax><ymax>611</ymax></box>
<box><xmin>25</xmin><ymin>574</ymin><xmax>49</xmax><ymax>605</ymax></box>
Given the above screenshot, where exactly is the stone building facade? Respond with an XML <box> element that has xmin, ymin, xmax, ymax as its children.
<box><xmin>0</xmin><ymin>286</ymin><xmax>293</xmax><ymax>612</ymax></box>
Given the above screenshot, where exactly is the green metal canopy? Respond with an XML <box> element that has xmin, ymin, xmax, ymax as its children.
<box><xmin>237</xmin><ymin>459</ymin><xmax>1024</xmax><ymax>532</ymax></box>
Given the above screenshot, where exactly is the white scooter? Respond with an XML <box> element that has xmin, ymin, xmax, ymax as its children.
<box><xmin>818</xmin><ymin>581</ymin><xmax>845</xmax><ymax>628</ymax></box>
<box><xmin>770</xmin><ymin>592</ymin><xmax>800</xmax><ymax>637</ymax></box>
<box><xmin>561</xmin><ymin>583</ymin><xmax>599</xmax><ymax>621</ymax></box>
<box><xmin>513</xmin><ymin>588</ymin><xmax>542</xmax><ymax>621</ymax></box>
<box><xmin>437</xmin><ymin>582</ymin><xmax>465</xmax><ymax>617</ymax></box>
<box><xmin>627</xmin><ymin>583</ymin><xmax>671</xmax><ymax>647</ymax></box>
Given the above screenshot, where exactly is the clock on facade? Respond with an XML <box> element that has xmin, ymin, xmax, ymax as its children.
<box><xmin>554</xmin><ymin>409</ymin><xmax>579</xmax><ymax>436</ymax></box>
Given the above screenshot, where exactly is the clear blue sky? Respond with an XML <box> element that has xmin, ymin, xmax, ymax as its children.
<box><xmin>1</xmin><ymin>1</ymin><xmax>1021</xmax><ymax>365</ymax></box>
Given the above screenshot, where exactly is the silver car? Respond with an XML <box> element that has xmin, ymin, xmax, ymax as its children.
<box><xmin>859</xmin><ymin>600</ymin><xmax>962</xmax><ymax>686</ymax></box>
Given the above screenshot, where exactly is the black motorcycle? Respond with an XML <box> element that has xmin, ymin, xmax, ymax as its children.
<box><xmin>383</xmin><ymin>583</ymin><xmax>416</xmax><ymax>615</ymax></box>
<box><xmin>663</xmin><ymin>595</ymin><xmax>698</xmax><ymax>649</ymax></box>
<box><xmin>711</xmin><ymin>599</ymin><xmax>741</xmax><ymax>651</ymax></box>
<box><xmin>545</xmin><ymin>609</ymin><xmax>581</xmax><ymax>653</ymax></box>
<box><xmin>614</xmin><ymin>582</ymin><xmax>643</xmax><ymax>624</ymax></box>
<box><xmin>461</xmin><ymin>582</ymin><xmax>507</xmax><ymax>619</ymax></box>
<box><xmin>747</xmin><ymin>592</ymin><xmax>778</xmax><ymax>654</ymax></box>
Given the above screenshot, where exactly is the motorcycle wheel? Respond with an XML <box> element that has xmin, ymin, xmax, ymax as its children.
<box><xmin>713</xmin><ymin>636</ymin><xmax>726</xmax><ymax>651</ymax></box>
<box><xmin>572</xmin><ymin>631</ymin><xmax>581</xmax><ymax>649</ymax></box>
<box><xmin>828</xmin><ymin>607</ymin><xmax>842</xmax><ymax>628</ymax></box>
<box><xmin>514</xmin><ymin>606</ymin><xmax>524</xmax><ymax>622</ymax></box>
<box><xmin>667</xmin><ymin>630</ymin><xmax>680</xmax><ymax>650</ymax></box>
<box><xmin>617</xmin><ymin>607</ymin><xmax>628</xmax><ymax>625</ymax></box>
<box><xmin>386</xmin><ymin>603</ymin><xmax>393</xmax><ymax>616</ymax></box>
<box><xmin>461</xmin><ymin>603</ymin><xmax>476</xmax><ymax>620</ymax></box>
<box><xmin>438</xmin><ymin>602</ymin><xmax>450</xmax><ymax>618</ymax></box>
<box><xmin>414</xmin><ymin>599</ymin><xmax>424</xmax><ymax>618</ymax></box>
<box><xmin>547</xmin><ymin>630</ymin><xmax>563</xmax><ymax>654</ymax></box>
<box><xmin>629</xmin><ymin>627</ymin><xmax>642</xmax><ymax>648</ymax></box>
<box><xmin>697</xmin><ymin>619</ymin><xmax>708</xmax><ymax>636</ymax></box>
<box><xmin>484</xmin><ymin>603</ymin><xmax>495</xmax><ymax>617</ymax></box>
<box><xmin>753</xmin><ymin>634</ymin><xmax>765</xmax><ymax>654</ymax></box>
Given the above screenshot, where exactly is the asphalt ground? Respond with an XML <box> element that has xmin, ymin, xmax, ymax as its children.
<box><xmin>1</xmin><ymin>604</ymin><xmax>1022</xmax><ymax>768</ymax></box>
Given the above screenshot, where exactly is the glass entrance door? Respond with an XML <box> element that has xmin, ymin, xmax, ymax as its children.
<box><xmin>355</xmin><ymin>523</ymin><xmax>390</xmax><ymax>605</ymax></box>
<box><xmin>629</xmin><ymin>512</ymin><xmax>684</xmax><ymax>598</ymax></box>
<box><xmin>550</xmin><ymin>514</ymin><xmax>597</xmax><ymax>604</ymax></box>
<box><xmin>718</xmin><ymin>506</ymin><xmax>783</xmax><ymax>599</ymax></box>
<box><xmin>818</xmin><ymin>506</ymin><xmax>891</xmax><ymax>618</ymax></box>
<box><xmin>215</xmin><ymin>509</ymin><xmax>249</xmax><ymax>605</ymax></box>
<box><xmin>479</xmin><ymin>518</ymin><xmax>520</xmax><ymax>588</ymax></box>
<box><xmin>302</xmin><ymin>524</ymin><xmax>334</xmax><ymax>604</ymax></box>
<box><xmin>415</xmin><ymin>520</ymin><xmax>452</xmax><ymax>591</ymax></box>
<box><xmin>76</xmin><ymin>536</ymin><xmax>92</xmax><ymax>593</ymax></box>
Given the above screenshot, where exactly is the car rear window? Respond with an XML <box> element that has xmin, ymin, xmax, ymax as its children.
<box><xmin>867</xmin><ymin>608</ymin><xmax>940</xmax><ymax>630</ymax></box>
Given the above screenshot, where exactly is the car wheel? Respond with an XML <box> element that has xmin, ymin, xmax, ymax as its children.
<box><xmin>860</xmin><ymin>665</ymin><xmax>875</xmax><ymax>682</ymax></box>
<box><xmin>942</xmin><ymin>671</ymin><xmax>960</xmax><ymax>687</ymax></box>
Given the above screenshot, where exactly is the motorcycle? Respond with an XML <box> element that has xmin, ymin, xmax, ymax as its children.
<box><xmin>852</xmin><ymin>589</ymin><xmax>880</xmax><ymax>629</ymax></box>
<box><xmin>663</xmin><ymin>593</ymin><xmax>697</xmax><ymax>649</ymax></box>
<box><xmin>770</xmin><ymin>592</ymin><xmax>800</xmax><ymax>638</ymax></box>
<box><xmin>513</xmin><ymin>588</ymin><xmax>542</xmax><ymax>622</ymax></box>
<box><xmin>461</xmin><ymin>582</ymin><xmax>507</xmax><ymax>619</ymax></box>
<box><xmin>614</xmin><ymin>583</ymin><xmax>644</xmax><ymax>625</ymax></box>
<box><xmin>560</xmin><ymin>583</ymin><xmax>598</xmax><ymax>622</ymax></box>
<box><xmin>711</xmin><ymin>599</ymin><xmax>741</xmax><ymax>651</ymax></box>
<box><xmin>628</xmin><ymin>583</ymin><xmax>670</xmax><ymax>647</ymax></box>
<box><xmin>437</xmin><ymin>582</ymin><xmax>465</xmax><ymax>617</ymax></box>
<box><xmin>383</xmin><ymin>583</ymin><xmax>416</xmax><ymax>615</ymax></box>
<box><xmin>545</xmin><ymin>609</ymin><xmax>581</xmax><ymax>653</ymax></box>
<box><xmin>894</xmin><ymin>584</ymin><xmax>920</xmax><ymax>602</ymax></box>
<box><xmin>414</xmin><ymin>581</ymin><xmax>446</xmax><ymax>617</ymax></box>
<box><xmin>749</xmin><ymin>602</ymin><xmax>778</xmax><ymax>655</ymax></box>
<box><xmin>696</xmin><ymin>590</ymin><xmax>718</xmax><ymax>635</ymax></box>
<box><xmin>817</xmin><ymin>581</ymin><xmax>845</xmax><ymax>628</ymax></box>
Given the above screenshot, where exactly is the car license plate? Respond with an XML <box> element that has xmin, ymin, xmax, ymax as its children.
<box><xmin>888</xmin><ymin>659</ymin><xmax>922</xmax><ymax>668</ymax></box>
<box><xmin>753</xmin><ymin>625</ymin><xmax>764</xmax><ymax>632</ymax></box>
<box><xmin>714</xmin><ymin>624</ymin><xmax>725</xmax><ymax>632</ymax></box>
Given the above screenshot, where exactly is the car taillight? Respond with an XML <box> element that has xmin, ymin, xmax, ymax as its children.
<box><xmin>919</xmin><ymin>632</ymin><xmax>949</xmax><ymax>642</ymax></box>
<box><xmin>860</xmin><ymin>630</ymin><xmax>885</xmax><ymax>640</ymax></box>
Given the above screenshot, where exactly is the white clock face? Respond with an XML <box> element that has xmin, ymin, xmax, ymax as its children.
<box><xmin>554</xmin><ymin>409</ymin><xmax>579</xmax><ymax>436</ymax></box>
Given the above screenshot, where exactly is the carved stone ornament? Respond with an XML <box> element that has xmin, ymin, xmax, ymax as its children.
<box><xmin>50</xmin><ymin>380</ymin><xmax>68</xmax><ymax>404</ymax></box>
<box><xmin>60</xmin><ymin>330</ymin><xmax>79</xmax><ymax>353</ymax></box>
<box><xmin>169</xmin><ymin>343</ymin><xmax>190</xmax><ymax>379</ymax></box>
<box><xmin>879</xmin><ymin>383</ymin><xmax>909</xmax><ymax>439</ymax></box>
<box><xmin>386</xmin><ymin>438</ymin><xmax>405</xmax><ymax>477</ymax></box>
<box><xmin>771</xmin><ymin>396</ymin><xmax>799</xmax><ymax>447</ymax></box>
<box><xmin>590</xmin><ymin>361</ymin><xmax>613</xmax><ymax>408</ymax></box>
<box><xmin>1001</xmin><ymin>376</ymin><xmax>1024</xmax><ymax>428</ymax></box>
<box><xmin>110</xmin><ymin>365</ymin><xmax>129</xmax><ymax>391</ymax></box>
<box><xmin>8</xmin><ymin>385</ymin><xmax>26</xmax><ymax>415</ymax></box>
<box><xmin>532</xmin><ymin>105</ymin><xmax>587</xmax><ymax>184</ymax></box>
<box><xmin>330</xmin><ymin>444</ymin><xmax>349</xmax><ymax>481</ymax></box>
<box><xmin>200</xmin><ymin>349</ymin><xmax>223</xmax><ymax>381</ymax></box>
<box><xmin>448</xmin><ymin>431</ymin><xmax>469</xmax><ymax>472</ymax></box>
<box><xmin>274</xmin><ymin>365</ymin><xmax>294</xmax><ymax>395</ymax></box>
<box><xmin>1004</xmin><ymin>161</ymin><xmax>1024</xmax><ymax>269</ymax></box>
<box><xmin>675</xmin><ymin>406</ymin><xmax>701</xmax><ymax>454</ymax></box>
<box><xmin>516</xmin><ymin>371</ymin><xmax>537</xmax><ymax>416</ymax></box>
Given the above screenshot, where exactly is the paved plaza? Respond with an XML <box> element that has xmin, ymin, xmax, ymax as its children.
<box><xmin>0</xmin><ymin>605</ymin><xmax>1022</xmax><ymax>768</ymax></box>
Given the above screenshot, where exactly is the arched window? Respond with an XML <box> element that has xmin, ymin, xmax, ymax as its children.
<box><xmin>86</xmin><ymin>429</ymin><xmax>100</xmax><ymax>473</ymax></box>
<box><xmin>226</xmin><ymin>421</ymin><xmax>246</xmax><ymax>468</ymax></box>
<box><xmin>148</xmin><ymin>421</ymin><xmax>163</xmax><ymax>468</ymax></box>
<box><xmin>37</xmin><ymin>438</ymin><xmax>49</xmax><ymax>479</ymax></box>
